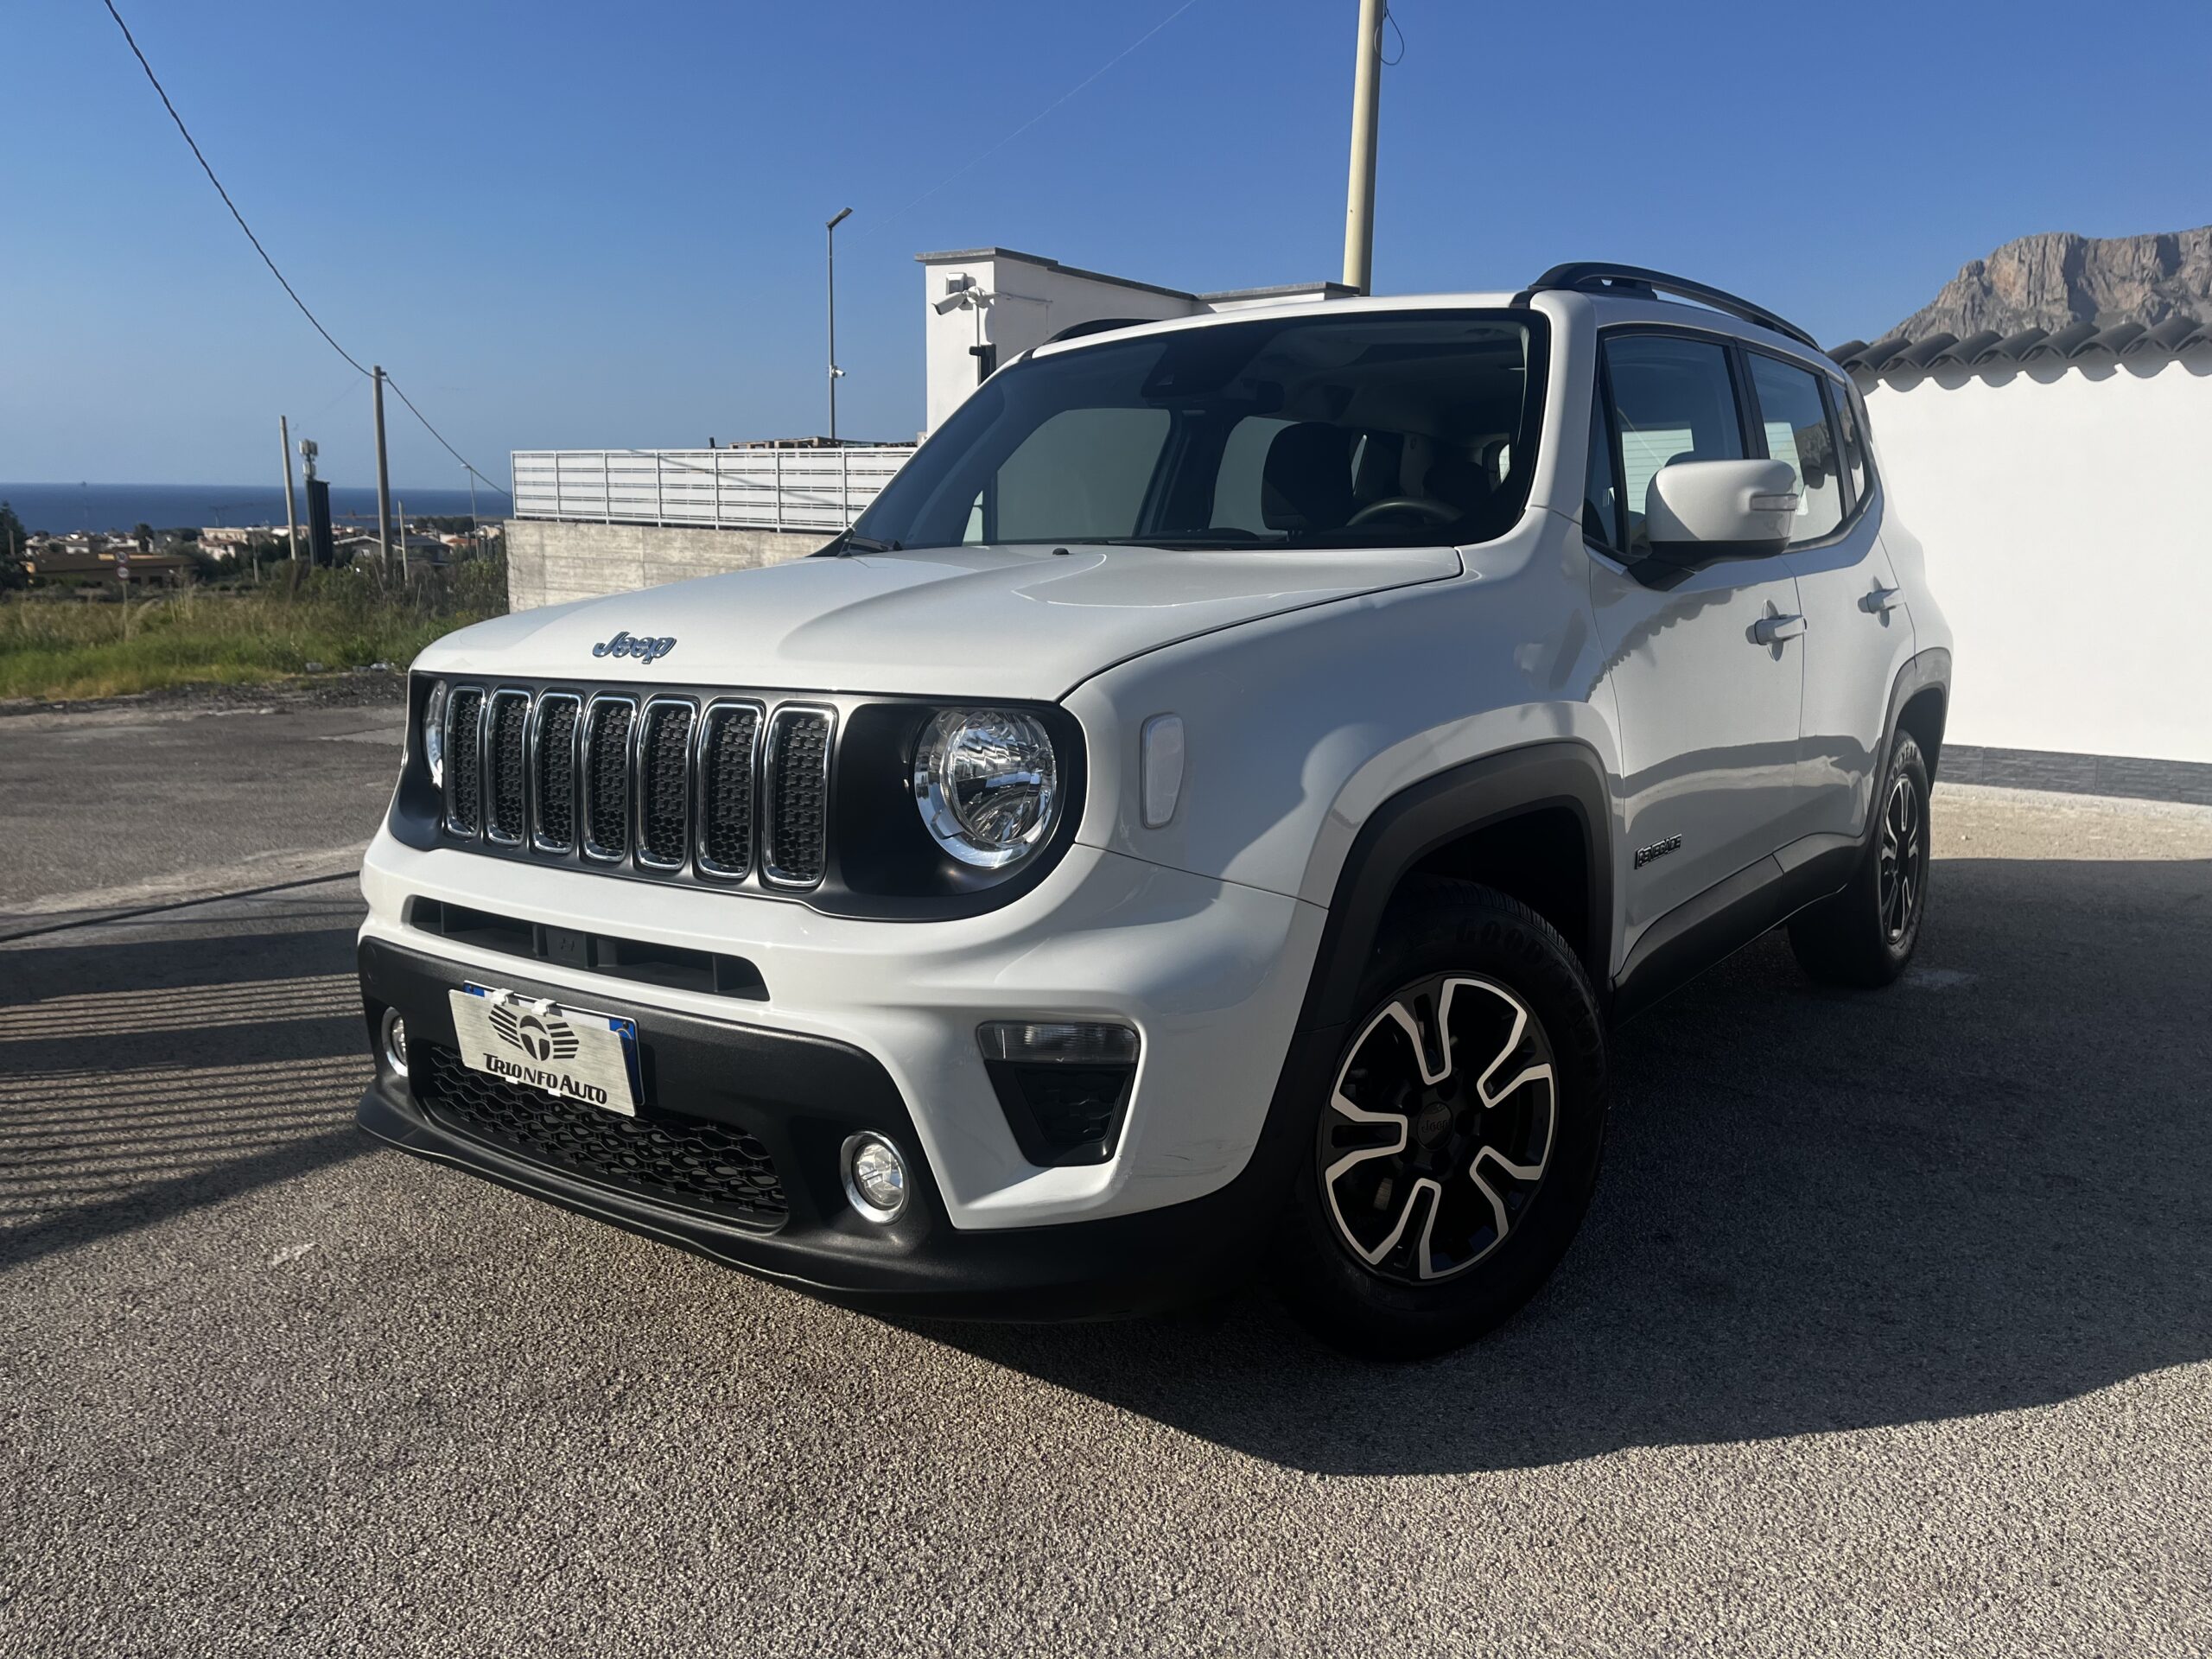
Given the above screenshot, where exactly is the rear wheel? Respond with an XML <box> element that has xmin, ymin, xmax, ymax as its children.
<box><xmin>1277</xmin><ymin>880</ymin><xmax>1608</xmax><ymax>1359</ymax></box>
<box><xmin>1789</xmin><ymin>729</ymin><xmax>1932</xmax><ymax>988</ymax></box>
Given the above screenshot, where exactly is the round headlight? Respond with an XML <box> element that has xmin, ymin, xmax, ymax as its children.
<box><xmin>421</xmin><ymin>680</ymin><xmax>448</xmax><ymax>786</ymax></box>
<box><xmin>913</xmin><ymin>708</ymin><xmax>1059</xmax><ymax>868</ymax></box>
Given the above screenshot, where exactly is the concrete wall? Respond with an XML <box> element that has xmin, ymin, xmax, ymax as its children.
<box><xmin>1865</xmin><ymin>354</ymin><xmax>2212</xmax><ymax>764</ymax></box>
<box><xmin>504</xmin><ymin>518</ymin><xmax>828</xmax><ymax>612</ymax></box>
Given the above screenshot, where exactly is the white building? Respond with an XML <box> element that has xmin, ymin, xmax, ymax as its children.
<box><xmin>916</xmin><ymin>247</ymin><xmax>1350</xmax><ymax>432</ymax></box>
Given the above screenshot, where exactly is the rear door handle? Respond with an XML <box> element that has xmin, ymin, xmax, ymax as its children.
<box><xmin>1861</xmin><ymin>585</ymin><xmax>1904</xmax><ymax>615</ymax></box>
<box><xmin>1751</xmin><ymin>613</ymin><xmax>1807</xmax><ymax>646</ymax></box>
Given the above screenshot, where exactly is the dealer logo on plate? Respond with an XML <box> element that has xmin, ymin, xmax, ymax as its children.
<box><xmin>490</xmin><ymin>1002</ymin><xmax>580</xmax><ymax>1064</ymax></box>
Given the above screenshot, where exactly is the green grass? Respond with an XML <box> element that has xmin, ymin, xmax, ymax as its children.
<box><xmin>0</xmin><ymin>561</ymin><xmax>507</xmax><ymax>701</ymax></box>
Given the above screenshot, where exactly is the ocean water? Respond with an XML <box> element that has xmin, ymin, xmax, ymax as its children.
<box><xmin>0</xmin><ymin>482</ymin><xmax>512</xmax><ymax>535</ymax></box>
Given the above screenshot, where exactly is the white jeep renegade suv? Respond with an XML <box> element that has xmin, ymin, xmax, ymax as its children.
<box><xmin>357</xmin><ymin>264</ymin><xmax>1949</xmax><ymax>1358</ymax></box>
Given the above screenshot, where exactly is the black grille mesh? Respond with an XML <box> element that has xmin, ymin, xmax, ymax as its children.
<box><xmin>698</xmin><ymin>705</ymin><xmax>759</xmax><ymax>875</ymax></box>
<box><xmin>638</xmin><ymin>703</ymin><xmax>695</xmax><ymax>866</ymax></box>
<box><xmin>415</xmin><ymin>1044</ymin><xmax>787</xmax><ymax>1221</ymax></box>
<box><xmin>486</xmin><ymin>693</ymin><xmax>530</xmax><ymax>841</ymax></box>
<box><xmin>584</xmin><ymin>702</ymin><xmax>634</xmax><ymax>857</ymax></box>
<box><xmin>445</xmin><ymin>688</ymin><xmax>484</xmax><ymax>833</ymax></box>
<box><xmin>766</xmin><ymin>712</ymin><xmax>830</xmax><ymax>884</ymax></box>
<box><xmin>533</xmin><ymin>697</ymin><xmax>579</xmax><ymax>849</ymax></box>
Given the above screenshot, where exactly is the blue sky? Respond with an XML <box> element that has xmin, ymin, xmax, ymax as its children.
<box><xmin>6</xmin><ymin>0</ymin><xmax>2208</xmax><ymax>490</ymax></box>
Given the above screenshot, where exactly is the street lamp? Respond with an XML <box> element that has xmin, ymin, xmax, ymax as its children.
<box><xmin>826</xmin><ymin>207</ymin><xmax>853</xmax><ymax>441</ymax></box>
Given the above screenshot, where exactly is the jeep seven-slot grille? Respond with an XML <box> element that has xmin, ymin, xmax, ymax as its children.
<box><xmin>441</xmin><ymin>684</ymin><xmax>828</xmax><ymax>888</ymax></box>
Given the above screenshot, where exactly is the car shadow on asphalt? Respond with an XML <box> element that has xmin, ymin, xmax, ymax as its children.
<box><xmin>907</xmin><ymin>855</ymin><xmax>2212</xmax><ymax>1475</ymax></box>
<box><xmin>0</xmin><ymin>917</ymin><xmax>374</xmax><ymax>1271</ymax></box>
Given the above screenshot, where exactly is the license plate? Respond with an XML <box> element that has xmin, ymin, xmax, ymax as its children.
<box><xmin>447</xmin><ymin>984</ymin><xmax>641</xmax><ymax>1116</ymax></box>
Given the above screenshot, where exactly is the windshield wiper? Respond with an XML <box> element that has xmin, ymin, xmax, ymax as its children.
<box><xmin>836</xmin><ymin>532</ymin><xmax>901</xmax><ymax>555</ymax></box>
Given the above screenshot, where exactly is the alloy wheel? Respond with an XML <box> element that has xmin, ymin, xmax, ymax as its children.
<box><xmin>1319</xmin><ymin>974</ymin><xmax>1556</xmax><ymax>1285</ymax></box>
<box><xmin>1878</xmin><ymin>768</ymin><xmax>1926</xmax><ymax>944</ymax></box>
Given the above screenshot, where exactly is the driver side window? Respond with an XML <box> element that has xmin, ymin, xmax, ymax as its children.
<box><xmin>1601</xmin><ymin>334</ymin><xmax>1747</xmax><ymax>553</ymax></box>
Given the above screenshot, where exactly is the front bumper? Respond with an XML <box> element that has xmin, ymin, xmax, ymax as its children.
<box><xmin>358</xmin><ymin>829</ymin><xmax>1325</xmax><ymax>1231</ymax></box>
<box><xmin>357</xmin><ymin>938</ymin><xmax>1329</xmax><ymax>1317</ymax></box>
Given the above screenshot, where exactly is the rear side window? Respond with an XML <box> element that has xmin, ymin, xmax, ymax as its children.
<box><xmin>1746</xmin><ymin>353</ymin><xmax>1844</xmax><ymax>543</ymax></box>
<box><xmin>1837</xmin><ymin>384</ymin><xmax>1872</xmax><ymax>508</ymax></box>
<box><xmin>1601</xmin><ymin>335</ymin><xmax>1745</xmax><ymax>552</ymax></box>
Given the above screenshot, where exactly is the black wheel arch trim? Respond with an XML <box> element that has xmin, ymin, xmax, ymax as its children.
<box><xmin>1291</xmin><ymin>741</ymin><xmax>1615</xmax><ymax>1039</ymax></box>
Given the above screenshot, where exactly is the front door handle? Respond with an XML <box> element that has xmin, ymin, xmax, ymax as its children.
<box><xmin>1751</xmin><ymin>612</ymin><xmax>1807</xmax><ymax>646</ymax></box>
<box><xmin>1861</xmin><ymin>585</ymin><xmax>1904</xmax><ymax>615</ymax></box>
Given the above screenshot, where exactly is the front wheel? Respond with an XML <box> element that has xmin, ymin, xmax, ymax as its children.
<box><xmin>1789</xmin><ymin>728</ymin><xmax>1932</xmax><ymax>988</ymax></box>
<box><xmin>1276</xmin><ymin>880</ymin><xmax>1609</xmax><ymax>1360</ymax></box>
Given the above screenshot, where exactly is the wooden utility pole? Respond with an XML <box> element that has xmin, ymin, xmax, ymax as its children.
<box><xmin>280</xmin><ymin>415</ymin><xmax>301</xmax><ymax>565</ymax></box>
<box><xmin>372</xmin><ymin>365</ymin><xmax>394</xmax><ymax>578</ymax></box>
<box><xmin>1342</xmin><ymin>0</ymin><xmax>1386</xmax><ymax>295</ymax></box>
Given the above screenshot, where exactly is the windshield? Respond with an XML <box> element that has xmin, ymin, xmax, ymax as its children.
<box><xmin>849</xmin><ymin>309</ymin><xmax>1547</xmax><ymax>552</ymax></box>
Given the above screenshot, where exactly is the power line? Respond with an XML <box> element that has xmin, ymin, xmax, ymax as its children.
<box><xmin>381</xmin><ymin>373</ymin><xmax>511</xmax><ymax>498</ymax></box>
<box><xmin>98</xmin><ymin>0</ymin><xmax>507</xmax><ymax>497</ymax></box>
<box><xmin>867</xmin><ymin>0</ymin><xmax>1205</xmax><ymax>238</ymax></box>
<box><xmin>99</xmin><ymin>0</ymin><xmax>370</xmax><ymax>378</ymax></box>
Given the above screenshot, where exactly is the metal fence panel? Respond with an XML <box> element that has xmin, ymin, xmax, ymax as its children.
<box><xmin>510</xmin><ymin>447</ymin><xmax>915</xmax><ymax>531</ymax></box>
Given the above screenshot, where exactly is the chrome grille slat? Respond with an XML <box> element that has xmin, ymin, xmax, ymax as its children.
<box><xmin>582</xmin><ymin>696</ymin><xmax>636</xmax><ymax>861</ymax></box>
<box><xmin>437</xmin><ymin>682</ymin><xmax>834</xmax><ymax>892</ymax></box>
<box><xmin>530</xmin><ymin>694</ymin><xmax>582</xmax><ymax>853</ymax></box>
<box><xmin>695</xmin><ymin>702</ymin><xmax>762</xmax><ymax>879</ymax></box>
<box><xmin>443</xmin><ymin>686</ymin><xmax>486</xmax><ymax>836</ymax></box>
<box><xmin>485</xmin><ymin>690</ymin><xmax>531</xmax><ymax>844</ymax></box>
<box><xmin>761</xmin><ymin>706</ymin><xmax>834</xmax><ymax>889</ymax></box>
<box><xmin>634</xmin><ymin>698</ymin><xmax>696</xmax><ymax>869</ymax></box>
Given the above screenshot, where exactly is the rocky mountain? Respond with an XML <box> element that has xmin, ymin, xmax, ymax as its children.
<box><xmin>1891</xmin><ymin>226</ymin><xmax>2212</xmax><ymax>339</ymax></box>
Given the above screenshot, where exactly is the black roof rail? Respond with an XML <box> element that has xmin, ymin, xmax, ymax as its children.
<box><xmin>1521</xmin><ymin>262</ymin><xmax>1822</xmax><ymax>353</ymax></box>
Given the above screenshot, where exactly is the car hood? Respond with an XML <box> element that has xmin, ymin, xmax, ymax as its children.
<box><xmin>416</xmin><ymin>541</ymin><xmax>1462</xmax><ymax>697</ymax></box>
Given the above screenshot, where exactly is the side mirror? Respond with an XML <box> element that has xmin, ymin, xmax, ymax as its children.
<box><xmin>1644</xmin><ymin>459</ymin><xmax>1797</xmax><ymax>564</ymax></box>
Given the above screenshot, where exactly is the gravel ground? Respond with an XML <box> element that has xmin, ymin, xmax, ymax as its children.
<box><xmin>2</xmin><ymin>715</ymin><xmax>2208</xmax><ymax>1657</ymax></box>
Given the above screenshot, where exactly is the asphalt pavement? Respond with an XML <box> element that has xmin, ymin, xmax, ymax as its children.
<box><xmin>3</xmin><ymin>701</ymin><xmax>2209</xmax><ymax>1656</ymax></box>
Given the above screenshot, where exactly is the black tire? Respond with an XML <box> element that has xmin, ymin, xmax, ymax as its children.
<box><xmin>1788</xmin><ymin>729</ymin><xmax>1932</xmax><ymax>988</ymax></box>
<box><xmin>1276</xmin><ymin>879</ymin><xmax>1608</xmax><ymax>1360</ymax></box>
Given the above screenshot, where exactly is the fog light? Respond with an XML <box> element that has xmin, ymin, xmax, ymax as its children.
<box><xmin>381</xmin><ymin>1008</ymin><xmax>410</xmax><ymax>1077</ymax></box>
<box><xmin>842</xmin><ymin>1133</ymin><xmax>909</xmax><ymax>1224</ymax></box>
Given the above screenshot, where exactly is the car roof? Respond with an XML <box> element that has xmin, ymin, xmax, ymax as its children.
<box><xmin>1025</xmin><ymin>284</ymin><xmax>1834</xmax><ymax>370</ymax></box>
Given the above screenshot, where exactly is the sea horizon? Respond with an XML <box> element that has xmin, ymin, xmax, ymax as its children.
<box><xmin>0</xmin><ymin>480</ymin><xmax>513</xmax><ymax>536</ymax></box>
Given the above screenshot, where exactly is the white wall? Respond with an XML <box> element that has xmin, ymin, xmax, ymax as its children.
<box><xmin>1866</xmin><ymin>356</ymin><xmax>2212</xmax><ymax>764</ymax></box>
<box><xmin>918</xmin><ymin>251</ymin><xmax>1345</xmax><ymax>434</ymax></box>
<box><xmin>920</xmin><ymin>253</ymin><xmax>1199</xmax><ymax>433</ymax></box>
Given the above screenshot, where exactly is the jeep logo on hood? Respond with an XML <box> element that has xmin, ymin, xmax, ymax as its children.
<box><xmin>592</xmin><ymin>630</ymin><xmax>677</xmax><ymax>664</ymax></box>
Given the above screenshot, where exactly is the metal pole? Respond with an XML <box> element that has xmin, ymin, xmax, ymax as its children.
<box><xmin>279</xmin><ymin>415</ymin><xmax>300</xmax><ymax>564</ymax></box>
<box><xmin>1342</xmin><ymin>0</ymin><xmax>1386</xmax><ymax>295</ymax></box>
<box><xmin>372</xmin><ymin>365</ymin><xmax>394</xmax><ymax>577</ymax></box>
<box><xmin>826</xmin><ymin>207</ymin><xmax>852</xmax><ymax>441</ymax></box>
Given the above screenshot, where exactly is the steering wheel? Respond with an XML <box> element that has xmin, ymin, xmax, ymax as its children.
<box><xmin>1346</xmin><ymin>495</ymin><xmax>1459</xmax><ymax>528</ymax></box>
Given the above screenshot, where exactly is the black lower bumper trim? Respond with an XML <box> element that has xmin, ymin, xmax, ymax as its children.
<box><xmin>356</xmin><ymin>938</ymin><xmax>1305</xmax><ymax>1319</ymax></box>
